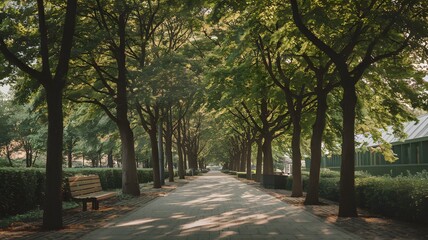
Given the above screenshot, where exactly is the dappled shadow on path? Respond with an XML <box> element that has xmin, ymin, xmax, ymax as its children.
<box><xmin>86</xmin><ymin>172</ymin><xmax>355</xmax><ymax>240</ymax></box>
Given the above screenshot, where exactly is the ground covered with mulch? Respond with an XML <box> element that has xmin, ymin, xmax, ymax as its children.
<box><xmin>0</xmin><ymin>178</ymin><xmax>191</xmax><ymax>240</ymax></box>
<box><xmin>238</xmin><ymin>177</ymin><xmax>428</xmax><ymax>240</ymax></box>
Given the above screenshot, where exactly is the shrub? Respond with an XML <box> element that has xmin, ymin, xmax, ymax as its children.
<box><xmin>286</xmin><ymin>170</ymin><xmax>428</xmax><ymax>223</ymax></box>
<box><xmin>0</xmin><ymin>168</ymin><xmax>45</xmax><ymax>217</ymax></box>
<box><xmin>237</xmin><ymin>172</ymin><xmax>247</xmax><ymax>178</ymax></box>
<box><xmin>318</xmin><ymin>178</ymin><xmax>340</xmax><ymax>201</ymax></box>
<box><xmin>63</xmin><ymin>168</ymin><xmax>154</xmax><ymax>189</ymax></box>
<box><xmin>356</xmin><ymin>176</ymin><xmax>428</xmax><ymax>222</ymax></box>
<box><xmin>319</xmin><ymin>169</ymin><xmax>340</xmax><ymax>178</ymax></box>
<box><xmin>285</xmin><ymin>174</ymin><xmax>309</xmax><ymax>190</ymax></box>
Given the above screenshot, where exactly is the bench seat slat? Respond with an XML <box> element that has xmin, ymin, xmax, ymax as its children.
<box><xmin>72</xmin><ymin>191</ymin><xmax>117</xmax><ymax>200</ymax></box>
<box><xmin>69</xmin><ymin>179</ymin><xmax>100</xmax><ymax>187</ymax></box>
<box><xmin>71</xmin><ymin>186</ymin><xmax>103</xmax><ymax>196</ymax></box>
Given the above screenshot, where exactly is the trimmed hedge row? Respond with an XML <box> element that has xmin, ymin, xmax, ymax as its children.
<box><xmin>62</xmin><ymin>168</ymin><xmax>156</xmax><ymax>190</ymax></box>
<box><xmin>222</xmin><ymin>170</ymin><xmax>237</xmax><ymax>175</ymax></box>
<box><xmin>0</xmin><ymin>168</ymin><xmax>167</xmax><ymax>218</ymax></box>
<box><xmin>355</xmin><ymin>176</ymin><xmax>428</xmax><ymax>222</ymax></box>
<box><xmin>327</xmin><ymin>164</ymin><xmax>428</xmax><ymax>177</ymax></box>
<box><xmin>0</xmin><ymin>168</ymin><xmax>45</xmax><ymax>218</ymax></box>
<box><xmin>286</xmin><ymin>170</ymin><xmax>428</xmax><ymax>223</ymax></box>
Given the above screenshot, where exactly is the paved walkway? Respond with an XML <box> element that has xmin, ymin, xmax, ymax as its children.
<box><xmin>81</xmin><ymin>172</ymin><xmax>360</xmax><ymax>240</ymax></box>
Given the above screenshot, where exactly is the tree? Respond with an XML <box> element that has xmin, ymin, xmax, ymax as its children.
<box><xmin>290</xmin><ymin>0</ymin><xmax>428</xmax><ymax>216</ymax></box>
<box><xmin>0</xmin><ymin>0</ymin><xmax>77</xmax><ymax>229</ymax></box>
<box><xmin>0</xmin><ymin>95</ymin><xmax>14</xmax><ymax>166</ymax></box>
<box><xmin>69</xmin><ymin>0</ymin><xmax>140</xmax><ymax>195</ymax></box>
<box><xmin>11</xmin><ymin>104</ymin><xmax>47</xmax><ymax>167</ymax></box>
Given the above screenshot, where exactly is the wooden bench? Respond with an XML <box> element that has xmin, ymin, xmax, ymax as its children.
<box><xmin>67</xmin><ymin>175</ymin><xmax>117</xmax><ymax>211</ymax></box>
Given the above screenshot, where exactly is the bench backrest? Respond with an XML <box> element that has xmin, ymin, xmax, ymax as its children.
<box><xmin>68</xmin><ymin>175</ymin><xmax>103</xmax><ymax>197</ymax></box>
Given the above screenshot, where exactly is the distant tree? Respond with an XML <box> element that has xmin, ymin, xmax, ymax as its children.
<box><xmin>0</xmin><ymin>96</ymin><xmax>14</xmax><ymax>166</ymax></box>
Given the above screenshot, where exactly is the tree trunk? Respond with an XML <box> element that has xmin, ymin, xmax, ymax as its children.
<box><xmin>240</xmin><ymin>144</ymin><xmax>246</xmax><ymax>172</ymax></box>
<box><xmin>234</xmin><ymin>150</ymin><xmax>240</xmax><ymax>171</ymax></box>
<box><xmin>246</xmin><ymin>141</ymin><xmax>252</xmax><ymax>180</ymax></box>
<box><xmin>25</xmin><ymin>142</ymin><xmax>31</xmax><ymax>167</ymax></box>
<box><xmin>42</xmin><ymin>85</ymin><xmax>64</xmax><ymax>230</ymax></box>
<box><xmin>149</xmin><ymin>125</ymin><xmax>161</xmax><ymax>188</ymax></box>
<box><xmin>115</xmin><ymin>12</ymin><xmax>140</xmax><ymax>196</ymax></box>
<box><xmin>255</xmin><ymin>138</ymin><xmax>263</xmax><ymax>182</ymax></box>
<box><xmin>118</xmin><ymin>122</ymin><xmax>140</xmax><ymax>195</ymax></box>
<box><xmin>67</xmin><ymin>139</ymin><xmax>73</xmax><ymax>168</ymax></box>
<box><xmin>176</xmin><ymin>118</ymin><xmax>185</xmax><ymax>179</ymax></box>
<box><xmin>32</xmin><ymin>151</ymin><xmax>39</xmax><ymax>167</ymax></box>
<box><xmin>339</xmin><ymin>81</ymin><xmax>358</xmax><ymax>217</ymax></box>
<box><xmin>6</xmin><ymin>145</ymin><xmax>13</xmax><ymax>167</ymax></box>
<box><xmin>262</xmin><ymin>133</ymin><xmax>274</xmax><ymax>175</ymax></box>
<box><xmin>305</xmin><ymin>93</ymin><xmax>327</xmax><ymax>204</ymax></box>
<box><xmin>291</xmin><ymin>112</ymin><xmax>303</xmax><ymax>197</ymax></box>
<box><xmin>165</xmin><ymin>107</ymin><xmax>174</xmax><ymax>182</ymax></box>
<box><xmin>183</xmin><ymin>148</ymin><xmax>188</xmax><ymax>170</ymax></box>
<box><xmin>107</xmin><ymin>149</ymin><xmax>114</xmax><ymax>168</ymax></box>
<box><xmin>182</xmin><ymin>122</ymin><xmax>188</xmax><ymax>170</ymax></box>
<box><xmin>157</xmin><ymin>120</ymin><xmax>165</xmax><ymax>185</ymax></box>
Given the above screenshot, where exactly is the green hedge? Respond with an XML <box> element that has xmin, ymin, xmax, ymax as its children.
<box><xmin>237</xmin><ymin>172</ymin><xmax>247</xmax><ymax>178</ymax></box>
<box><xmin>285</xmin><ymin>170</ymin><xmax>428</xmax><ymax>223</ymax></box>
<box><xmin>327</xmin><ymin>164</ymin><xmax>428</xmax><ymax>177</ymax></box>
<box><xmin>355</xmin><ymin>176</ymin><xmax>428</xmax><ymax>222</ymax></box>
<box><xmin>0</xmin><ymin>168</ymin><xmax>45</xmax><ymax>218</ymax></box>
<box><xmin>0</xmin><ymin>167</ymin><xmax>163</xmax><ymax>218</ymax></box>
<box><xmin>62</xmin><ymin>168</ymin><xmax>155</xmax><ymax>189</ymax></box>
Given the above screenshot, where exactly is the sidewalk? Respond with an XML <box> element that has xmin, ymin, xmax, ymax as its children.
<box><xmin>238</xmin><ymin>177</ymin><xmax>428</xmax><ymax>240</ymax></box>
<box><xmin>81</xmin><ymin>172</ymin><xmax>360</xmax><ymax>240</ymax></box>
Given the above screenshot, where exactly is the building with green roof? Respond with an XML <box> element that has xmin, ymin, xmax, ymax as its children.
<box><xmin>314</xmin><ymin>114</ymin><xmax>428</xmax><ymax>176</ymax></box>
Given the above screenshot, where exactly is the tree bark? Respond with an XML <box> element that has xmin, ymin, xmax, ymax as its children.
<box><xmin>118</xmin><ymin>122</ymin><xmax>140</xmax><ymax>194</ymax></box>
<box><xmin>255</xmin><ymin>138</ymin><xmax>263</xmax><ymax>182</ymax></box>
<box><xmin>42</xmin><ymin>84</ymin><xmax>64</xmax><ymax>230</ymax></box>
<box><xmin>339</xmin><ymin>80</ymin><xmax>358</xmax><ymax>217</ymax></box>
<box><xmin>291</xmin><ymin>111</ymin><xmax>303</xmax><ymax>197</ymax></box>
<box><xmin>262</xmin><ymin>133</ymin><xmax>274</xmax><ymax>175</ymax></box>
<box><xmin>41</xmin><ymin>0</ymin><xmax>77</xmax><ymax>229</ymax></box>
<box><xmin>305</xmin><ymin>93</ymin><xmax>327</xmax><ymax>204</ymax></box>
<box><xmin>164</xmin><ymin>107</ymin><xmax>174</xmax><ymax>182</ymax></box>
<box><xmin>67</xmin><ymin>139</ymin><xmax>73</xmax><ymax>168</ymax></box>
<box><xmin>246</xmin><ymin>140</ymin><xmax>252</xmax><ymax>180</ymax></box>
<box><xmin>115</xmin><ymin>12</ymin><xmax>140</xmax><ymax>196</ymax></box>
<box><xmin>176</xmin><ymin>118</ymin><xmax>185</xmax><ymax>179</ymax></box>
<box><xmin>157</xmin><ymin>120</ymin><xmax>165</xmax><ymax>185</ymax></box>
<box><xmin>6</xmin><ymin>145</ymin><xmax>13</xmax><ymax>167</ymax></box>
<box><xmin>149</xmin><ymin>122</ymin><xmax>162</xmax><ymax>188</ymax></box>
<box><xmin>107</xmin><ymin>149</ymin><xmax>114</xmax><ymax>168</ymax></box>
<box><xmin>240</xmin><ymin>143</ymin><xmax>246</xmax><ymax>171</ymax></box>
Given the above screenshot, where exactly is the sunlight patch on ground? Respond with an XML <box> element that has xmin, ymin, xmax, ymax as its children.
<box><xmin>116</xmin><ymin>218</ymin><xmax>159</xmax><ymax>227</ymax></box>
<box><xmin>176</xmin><ymin>193</ymin><xmax>232</xmax><ymax>206</ymax></box>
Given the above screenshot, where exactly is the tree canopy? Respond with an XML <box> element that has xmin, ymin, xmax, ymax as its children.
<box><xmin>0</xmin><ymin>0</ymin><xmax>427</xmax><ymax>228</ymax></box>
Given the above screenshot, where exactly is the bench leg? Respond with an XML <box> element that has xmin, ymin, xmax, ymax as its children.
<box><xmin>92</xmin><ymin>199</ymin><xmax>99</xmax><ymax>210</ymax></box>
<box><xmin>82</xmin><ymin>201</ymin><xmax>88</xmax><ymax>211</ymax></box>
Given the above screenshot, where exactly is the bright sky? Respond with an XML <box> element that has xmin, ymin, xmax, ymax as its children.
<box><xmin>0</xmin><ymin>85</ymin><xmax>10</xmax><ymax>94</ymax></box>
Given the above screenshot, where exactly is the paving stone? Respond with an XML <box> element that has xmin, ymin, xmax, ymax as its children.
<box><xmin>80</xmin><ymin>172</ymin><xmax>360</xmax><ymax>240</ymax></box>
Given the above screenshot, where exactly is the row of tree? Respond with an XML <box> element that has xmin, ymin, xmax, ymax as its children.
<box><xmin>0</xmin><ymin>0</ymin><xmax>427</xmax><ymax>231</ymax></box>
<box><xmin>206</xmin><ymin>0</ymin><xmax>427</xmax><ymax>219</ymax></box>
<box><xmin>0</xmin><ymin>0</ymin><xmax>218</xmax><ymax>229</ymax></box>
